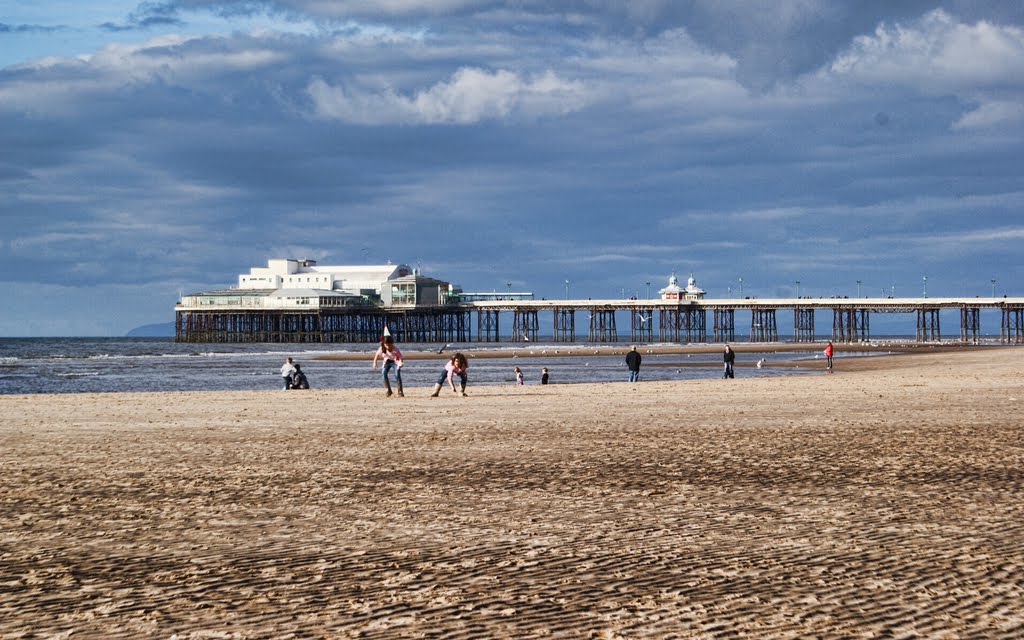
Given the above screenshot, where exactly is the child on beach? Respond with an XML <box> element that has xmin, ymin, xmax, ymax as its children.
<box><xmin>825</xmin><ymin>341</ymin><xmax>834</xmax><ymax>370</ymax></box>
<box><xmin>372</xmin><ymin>335</ymin><xmax>404</xmax><ymax>397</ymax></box>
<box><xmin>541</xmin><ymin>368</ymin><xmax>549</xmax><ymax>385</ymax></box>
<box><xmin>514</xmin><ymin>366</ymin><xmax>524</xmax><ymax>385</ymax></box>
<box><xmin>280</xmin><ymin>357</ymin><xmax>296</xmax><ymax>390</ymax></box>
<box><xmin>431</xmin><ymin>353</ymin><xmax>468</xmax><ymax>397</ymax></box>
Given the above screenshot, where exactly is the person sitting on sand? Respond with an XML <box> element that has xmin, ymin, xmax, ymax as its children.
<box><xmin>514</xmin><ymin>366</ymin><xmax>524</xmax><ymax>385</ymax></box>
<box><xmin>289</xmin><ymin>364</ymin><xmax>309</xmax><ymax>389</ymax></box>
<box><xmin>431</xmin><ymin>353</ymin><xmax>468</xmax><ymax>397</ymax></box>
<box><xmin>372</xmin><ymin>334</ymin><xmax>404</xmax><ymax>397</ymax></box>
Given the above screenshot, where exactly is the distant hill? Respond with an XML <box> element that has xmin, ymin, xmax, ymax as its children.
<box><xmin>126</xmin><ymin>322</ymin><xmax>176</xmax><ymax>337</ymax></box>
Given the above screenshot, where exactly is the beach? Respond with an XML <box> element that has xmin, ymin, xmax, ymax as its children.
<box><xmin>1</xmin><ymin>347</ymin><xmax>1022</xmax><ymax>638</ymax></box>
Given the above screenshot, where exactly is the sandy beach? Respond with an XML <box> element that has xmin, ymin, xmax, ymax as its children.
<box><xmin>2</xmin><ymin>347</ymin><xmax>1022</xmax><ymax>638</ymax></box>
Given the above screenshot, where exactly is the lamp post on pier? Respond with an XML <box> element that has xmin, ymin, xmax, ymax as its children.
<box><xmin>795</xmin><ymin>280</ymin><xmax>801</xmax><ymax>298</ymax></box>
<box><xmin>739</xmin><ymin>277</ymin><xmax>744</xmax><ymax>298</ymax></box>
<box><xmin>992</xmin><ymin>278</ymin><xmax>997</xmax><ymax>298</ymax></box>
<box><xmin>645</xmin><ymin>281</ymin><xmax>651</xmax><ymax>299</ymax></box>
<box><xmin>922</xmin><ymin>276</ymin><xmax>927</xmax><ymax>298</ymax></box>
<box><xmin>856</xmin><ymin>280</ymin><xmax>862</xmax><ymax>298</ymax></box>
<box><xmin>565</xmin><ymin>279</ymin><xmax>570</xmax><ymax>300</ymax></box>
<box><xmin>507</xmin><ymin>281</ymin><xmax>512</xmax><ymax>297</ymax></box>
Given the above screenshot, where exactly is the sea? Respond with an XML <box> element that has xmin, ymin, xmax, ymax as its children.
<box><xmin>0</xmin><ymin>337</ymin><xmax>862</xmax><ymax>395</ymax></box>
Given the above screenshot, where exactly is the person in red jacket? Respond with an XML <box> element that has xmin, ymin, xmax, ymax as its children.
<box><xmin>824</xmin><ymin>341</ymin><xmax>834</xmax><ymax>370</ymax></box>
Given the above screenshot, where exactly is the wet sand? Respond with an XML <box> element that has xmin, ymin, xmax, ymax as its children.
<box><xmin>2</xmin><ymin>347</ymin><xmax>1023</xmax><ymax>638</ymax></box>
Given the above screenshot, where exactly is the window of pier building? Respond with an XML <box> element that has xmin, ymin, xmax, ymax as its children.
<box><xmin>391</xmin><ymin>283</ymin><xmax>416</xmax><ymax>306</ymax></box>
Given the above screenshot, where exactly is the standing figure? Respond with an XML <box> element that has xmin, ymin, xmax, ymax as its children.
<box><xmin>431</xmin><ymin>353</ymin><xmax>469</xmax><ymax>397</ymax></box>
<box><xmin>280</xmin><ymin>357</ymin><xmax>296</xmax><ymax>390</ymax></box>
<box><xmin>824</xmin><ymin>341</ymin><xmax>834</xmax><ymax>370</ymax></box>
<box><xmin>514</xmin><ymin>366</ymin><xmax>524</xmax><ymax>385</ymax></box>
<box><xmin>372</xmin><ymin>335</ymin><xmax>404</xmax><ymax>397</ymax></box>
<box><xmin>626</xmin><ymin>346</ymin><xmax>642</xmax><ymax>382</ymax></box>
<box><xmin>541</xmin><ymin>368</ymin><xmax>549</xmax><ymax>385</ymax></box>
<box><xmin>723</xmin><ymin>345</ymin><xmax>736</xmax><ymax>379</ymax></box>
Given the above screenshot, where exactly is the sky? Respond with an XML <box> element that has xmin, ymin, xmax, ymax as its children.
<box><xmin>1</xmin><ymin>1</ymin><xmax>1022</xmax><ymax>336</ymax></box>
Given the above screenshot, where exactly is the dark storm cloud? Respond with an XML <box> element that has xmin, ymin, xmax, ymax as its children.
<box><xmin>0</xmin><ymin>2</ymin><xmax>1022</xmax><ymax>333</ymax></box>
<box><xmin>100</xmin><ymin>2</ymin><xmax>185</xmax><ymax>32</ymax></box>
<box><xmin>0</xmin><ymin>23</ymin><xmax>64</xmax><ymax>34</ymax></box>
<box><xmin>153</xmin><ymin>0</ymin><xmax>1024</xmax><ymax>88</ymax></box>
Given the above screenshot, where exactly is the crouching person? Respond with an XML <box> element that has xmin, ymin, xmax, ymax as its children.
<box><xmin>431</xmin><ymin>353</ymin><xmax>468</xmax><ymax>397</ymax></box>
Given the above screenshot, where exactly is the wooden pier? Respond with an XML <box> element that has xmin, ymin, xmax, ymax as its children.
<box><xmin>175</xmin><ymin>297</ymin><xmax>1024</xmax><ymax>344</ymax></box>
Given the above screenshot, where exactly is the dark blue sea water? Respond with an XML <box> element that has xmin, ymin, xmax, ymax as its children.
<box><xmin>0</xmin><ymin>337</ymin><xmax>850</xmax><ymax>395</ymax></box>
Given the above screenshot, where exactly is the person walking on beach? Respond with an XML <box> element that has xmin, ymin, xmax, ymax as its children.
<box><xmin>280</xmin><ymin>357</ymin><xmax>296</xmax><ymax>390</ymax></box>
<box><xmin>723</xmin><ymin>344</ymin><xmax>736</xmax><ymax>379</ymax></box>
<box><xmin>289</xmin><ymin>364</ymin><xmax>310</xmax><ymax>389</ymax></box>
<box><xmin>431</xmin><ymin>353</ymin><xmax>468</xmax><ymax>397</ymax></box>
<box><xmin>372</xmin><ymin>334</ymin><xmax>404</xmax><ymax>397</ymax></box>
<box><xmin>541</xmin><ymin>367</ymin><xmax>549</xmax><ymax>385</ymax></box>
<box><xmin>514</xmin><ymin>366</ymin><xmax>524</xmax><ymax>385</ymax></box>
<box><xmin>824</xmin><ymin>341</ymin><xmax>834</xmax><ymax>371</ymax></box>
<box><xmin>626</xmin><ymin>346</ymin><xmax>642</xmax><ymax>382</ymax></box>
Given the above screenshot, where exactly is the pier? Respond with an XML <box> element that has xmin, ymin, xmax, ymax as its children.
<box><xmin>175</xmin><ymin>297</ymin><xmax>1024</xmax><ymax>344</ymax></box>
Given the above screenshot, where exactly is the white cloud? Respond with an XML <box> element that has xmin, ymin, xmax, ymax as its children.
<box><xmin>0</xmin><ymin>33</ymin><xmax>289</xmax><ymax>115</ymax></box>
<box><xmin>953</xmin><ymin>100</ymin><xmax>1024</xmax><ymax>130</ymax></box>
<box><xmin>828</xmin><ymin>10</ymin><xmax>1024</xmax><ymax>93</ymax></box>
<box><xmin>307</xmin><ymin>66</ymin><xmax>588</xmax><ymax>124</ymax></box>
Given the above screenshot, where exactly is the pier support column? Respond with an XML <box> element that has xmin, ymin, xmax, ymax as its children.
<box><xmin>960</xmin><ymin>306</ymin><xmax>981</xmax><ymax>344</ymax></box>
<box><xmin>1002</xmin><ymin>306</ymin><xmax>1023</xmax><ymax>344</ymax></box>
<box><xmin>553</xmin><ymin>307</ymin><xmax>575</xmax><ymax>342</ymax></box>
<box><xmin>512</xmin><ymin>308</ymin><xmax>539</xmax><ymax>342</ymax></box>
<box><xmin>712</xmin><ymin>309</ymin><xmax>735</xmax><ymax>343</ymax></box>
<box><xmin>683</xmin><ymin>307</ymin><xmax>707</xmax><ymax>343</ymax></box>
<box><xmin>854</xmin><ymin>309</ymin><xmax>870</xmax><ymax>342</ymax></box>
<box><xmin>750</xmin><ymin>308</ymin><xmax>778</xmax><ymax>342</ymax></box>
<box><xmin>916</xmin><ymin>308</ymin><xmax>940</xmax><ymax>342</ymax></box>
<box><xmin>477</xmin><ymin>309</ymin><xmax>500</xmax><ymax>343</ymax></box>
<box><xmin>436</xmin><ymin>309</ymin><xmax>471</xmax><ymax>342</ymax></box>
<box><xmin>793</xmin><ymin>308</ymin><xmax>815</xmax><ymax>342</ymax></box>
<box><xmin>631</xmin><ymin>308</ymin><xmax>654</xmax><ymax>343</ymax></box>
<box><xmin>659</xmin><ymin>307</ymin><xmax>681</xmax><ymax>343</ymax></box>
<box><xmin>831</xmin><ymin>308</ymin><xmax>869</xmax><ymax>342</ymax></box>
<box><xmin>588</xmin><ymin>309</ymin><xmax>618</xmax><ymax>343</ymax></box>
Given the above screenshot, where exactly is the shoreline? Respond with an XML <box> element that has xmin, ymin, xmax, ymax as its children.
<box><xmin>316</xmin><ymin>341</ymin><xmax>1013</xmax><ymax>372</ymax></box>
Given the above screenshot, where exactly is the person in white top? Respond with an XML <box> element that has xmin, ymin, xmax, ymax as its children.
<box><xmin>280</xmin><ymin>357</ymin><xmax>296</xmax><ymax>390</ymax></box>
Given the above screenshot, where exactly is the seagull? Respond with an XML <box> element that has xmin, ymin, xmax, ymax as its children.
<box><xmin>438</xmin><ymin>343</ymin><xmax>451</xmax><ymax>354</ymax></box>
<box><xmin>756</xmin><ymin>358</ymin><xmax>765</xmax><ymax>368</ymax></box>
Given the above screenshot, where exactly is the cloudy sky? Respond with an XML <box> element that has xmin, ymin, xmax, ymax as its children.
<box><xmin>2</xmin><ymin>1</ymin><xmax>1022</xmax><ymax>336</ymax></box>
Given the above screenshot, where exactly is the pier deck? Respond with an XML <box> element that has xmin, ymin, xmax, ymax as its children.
<box><xmin>175</xmin><ymin>296</ymin><xmax>1024</xmax><ymax>344</ymax></box>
